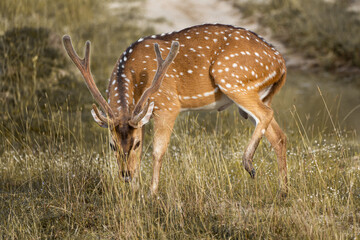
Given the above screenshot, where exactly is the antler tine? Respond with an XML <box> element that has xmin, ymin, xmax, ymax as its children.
<box><xmin>62</xmin><ymin>35</ymin><xmax>116</xmax><ymax>121</ymax></box>
<box><xmin>154</xmin><ymin>43</ymin><xmax>164</xmax><ymax>64</ymax></box>
<box><xmin>92</xmin><ymin>104</ymin><xmax>109</xmax><ymax>123</ymax></box>
<box><xmin>129</xmin><ymin>41</ymin><xmax>179</xmax><ymax>126</ymax></box>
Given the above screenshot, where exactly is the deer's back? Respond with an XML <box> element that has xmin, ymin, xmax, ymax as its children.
<box><xmin>108</xmin><ymin>24</ymin><xmax>286</xmax><ymax>112</ymax></box>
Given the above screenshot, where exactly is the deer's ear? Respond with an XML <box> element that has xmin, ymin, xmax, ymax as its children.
<box><xmin>133</xmin><ymin>101</ymin><xmax>154</xmax><ymax>128</ymax></box>
<box><xmin>91</xmin><ymin>109</ymin><xmax>108</xmax><ymax>128</ymax></box>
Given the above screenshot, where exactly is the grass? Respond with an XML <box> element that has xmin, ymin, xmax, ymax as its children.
<box><xmin>0</xmin><ymin>0</ymin><xmax>154</xmax><ymax>143</ymax></box>
<box><xmin>1</xmin><ymin>0</ymin><xmax>359</xmax><ymax>238</ymax></box>
<box><xmin>231</xmin><ymin>0</ymin><xmax>360</xmax><ymax>70</ymax></box>
<box><xmin>1</xmin><ymin>94</ymin><xmax>359</xmax><ymax>239</ymax></box>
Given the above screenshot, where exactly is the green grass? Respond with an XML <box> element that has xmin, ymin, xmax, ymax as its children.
<box><xmin>1</xmin><ymin>98</ymin><xmax>359</xmax><ymax>239</ymax></box>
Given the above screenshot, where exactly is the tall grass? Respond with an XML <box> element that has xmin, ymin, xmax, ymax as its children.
<box><xmin>0</xmin><ymin>0</ymin><xmax>154</xmax><ymax>146</ymax></box>
<box><xmin>1</xmin><ymin>94</ymin><xmax>359</xmax><ymax>238</ymax></box>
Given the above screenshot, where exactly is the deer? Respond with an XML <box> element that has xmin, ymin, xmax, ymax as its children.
<box><xmin>63</xmin><ymin>23</ymin><xmax>288</xmax><ymax>197</ymax></box>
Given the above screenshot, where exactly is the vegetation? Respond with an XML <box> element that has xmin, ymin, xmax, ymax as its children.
<box><xmin>0</xmin><ymin>0</ymin><xmax>153</xmax><ymax>144</ymax></box>
<box><xmin>232</xmin><ymin>0</ymin><xmax>360</xmax><ymax>70</ymax></box>
<box><xmin>1</xmin><ymin>0</ymin><xmax>359</xmax><ymax>239</ymax></box>
<box><xmin>1</xmin><ymin>99</ymin><xmax>359</xmax><ymax>238</ymax></box>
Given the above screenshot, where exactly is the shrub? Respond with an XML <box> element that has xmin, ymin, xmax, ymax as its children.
<box><xmin>232</xmin><ymin>0</ymin><xmax>360</xmax><ymax>69</ymax></box>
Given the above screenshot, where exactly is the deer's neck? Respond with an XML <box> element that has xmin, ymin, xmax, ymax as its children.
<box><xmin>107</xmin><ymin>53</ymin><xmax>135</xmax><ymax>116</ymax></box>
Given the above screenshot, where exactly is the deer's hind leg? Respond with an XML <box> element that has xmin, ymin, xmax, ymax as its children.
<box><xmin>264</xmin><ymin>118</ymin><xmax>288</xmax><ymax>196</ymax></box>
<box><xmin>262</xmin><ymin>83</ymin><xmax>288</xmax><ymax>196</ymax></box>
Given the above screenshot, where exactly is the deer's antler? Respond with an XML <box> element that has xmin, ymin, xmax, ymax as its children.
<box><xmin>129</xmin><ymin>41</ymin><xmax>180</xmax><ymax>127</ymax></box>
<box><xmin>63</xmin><ymin>35</ymin><xmax>117</xmax><ymax>125</ymax></box>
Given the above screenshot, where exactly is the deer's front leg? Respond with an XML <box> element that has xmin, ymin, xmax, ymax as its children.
<box><xmin>150</xmin><ymin>110</ymin><xmax>179</xmax><ymax>195</ymax></box>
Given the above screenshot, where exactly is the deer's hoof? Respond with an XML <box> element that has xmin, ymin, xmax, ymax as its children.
<box><xmin>249</xmin><ymin>168</ymin><xmax>256</xmax><ymax>179</ymax></box>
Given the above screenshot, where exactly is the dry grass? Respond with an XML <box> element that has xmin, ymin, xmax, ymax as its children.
<box><xmin>1</xmin><ymin>0</ymin><xmax>359</xmax><ymax>239</ymax></box>
<box><xmin>1</xmin><ymin>98</ymin><xmax>359</xmax><ymax>239</ymax></box>
<box><xmin>0</xmin><ymin>0</ymin><xmax>154</xmax><ymax>143</ymax></box>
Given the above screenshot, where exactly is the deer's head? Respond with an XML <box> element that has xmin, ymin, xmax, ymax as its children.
<box><xmin>63</xmin><ymin>35</ymin><xmax>179</xmax><ymax>182</ymax></box>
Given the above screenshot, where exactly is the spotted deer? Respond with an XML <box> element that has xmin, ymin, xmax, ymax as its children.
<box><xmin>63</xmin><ymin>24</ymin><xmax>287</xmax><ymax>196</ymax></box>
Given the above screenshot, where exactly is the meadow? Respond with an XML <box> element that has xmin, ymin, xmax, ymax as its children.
<box><xmin>1</xmin><ymin>0</ymin><xmax>360</xmax><ymax>239</ymax></box>
<box><xmin>1</xmin><ymin>97</ymin><xmax>359</xmax><ymax>239</ymax></box>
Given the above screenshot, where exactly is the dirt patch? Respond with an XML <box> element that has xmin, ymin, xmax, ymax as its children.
<box><xmin>142</xmin><ymin>0</ymin><xmax>307</xmax><ymax>67</ymax></box>
<box><xmin>144</xmin><ymin>0</ymin><xmax>240</xmax><ymax>32</ymax></box>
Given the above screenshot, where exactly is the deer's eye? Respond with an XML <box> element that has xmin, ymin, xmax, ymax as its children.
<box><xmin>133</xmin><ymin>141</ymin><xmax>141</xmax><ymax>150</ymax></box>
<box><xmin>110</xmin><ymin>142</ymin><xmax>116</xmax><ymax>151</ymax></box>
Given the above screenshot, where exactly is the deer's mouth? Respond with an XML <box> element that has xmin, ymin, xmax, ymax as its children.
<box><xmin>122</xmin><ymin>171</ymin><xmax>132</xmax><ymax>182</ymax></box>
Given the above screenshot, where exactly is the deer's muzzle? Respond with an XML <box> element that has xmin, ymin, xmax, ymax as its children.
<box><xmin>122</xmin><ymin>171</ymin><xmax>132</xmax><ymax>182</ymax></box>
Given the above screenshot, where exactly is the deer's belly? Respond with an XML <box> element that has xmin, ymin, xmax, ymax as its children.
<box><xmin>180</xmin><ymin>94</ymin><xmax>232</xmax><ymax>112</ymax></box>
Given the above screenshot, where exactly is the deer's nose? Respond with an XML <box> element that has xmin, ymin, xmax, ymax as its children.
<box><xmin>122</xmin><ymin>171</ymin><xmax>132</xmax><ymax>182</ymax></box>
